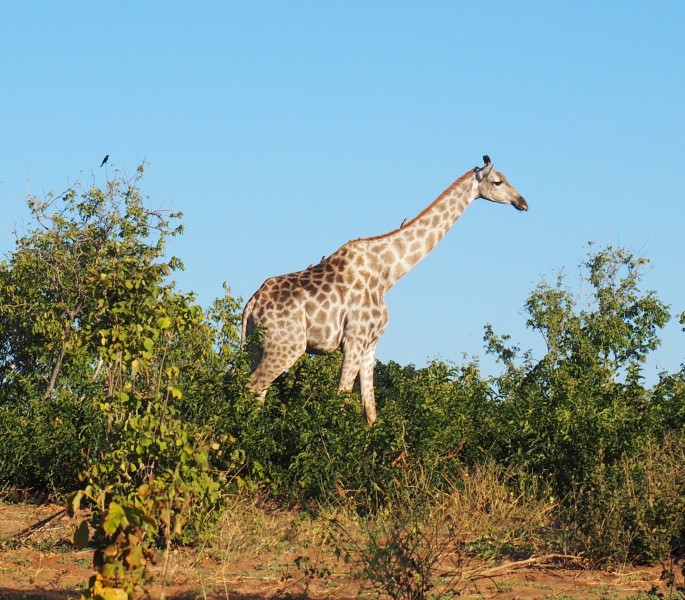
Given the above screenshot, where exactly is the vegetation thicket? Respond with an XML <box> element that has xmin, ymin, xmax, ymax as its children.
<box><xmin>1</xmin><ymin>167</ymin><xmax>683</xmax><ymax>597</ymax></box>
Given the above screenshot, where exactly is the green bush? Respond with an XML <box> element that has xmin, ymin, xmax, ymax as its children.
<box><xmin>0</xmin><ymin>389</ymin><xmax>107</xmax><ymax>492</ymax></box>
<box><xmin>485</xmin><ymin>245</ymin><xmax>671</xmax><ymax>496</ymax></box>
<box><xmin>215</xmin><ymin>352</ymin><xmax>408</xmax><ymax>509</ymax></box>
<box><xmin>651</xmin><ymin>365</ymin><xmax>685</xmax><ymax>434</ymax></box>
<box><xmin>569</xmin><ymin>433</ymin><xmax>685</xmax><ymax>562</ymax></box>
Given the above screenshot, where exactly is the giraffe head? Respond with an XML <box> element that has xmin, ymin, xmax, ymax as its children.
<box><xmin>475</xmin><ymin>155</ymin><xmax>528</xmax><ymax>211</ymax></box>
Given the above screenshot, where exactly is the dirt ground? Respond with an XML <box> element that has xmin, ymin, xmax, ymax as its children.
<box><xmin>0</xmin><ymin>500</ymin><xmax>679</xmax><ymax>600</ymax></box>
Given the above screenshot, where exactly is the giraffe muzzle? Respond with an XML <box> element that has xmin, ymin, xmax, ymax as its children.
<box><xmin>513</xmin><ymin>196</ymin><xmax>528</xmax><ymax>211</ymax></box>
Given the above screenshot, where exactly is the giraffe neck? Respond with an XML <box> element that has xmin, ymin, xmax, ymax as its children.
<box><xmin>364</xmin><ymin>170</ymin><xmax>479</xmax><ymax>290</ymax></box>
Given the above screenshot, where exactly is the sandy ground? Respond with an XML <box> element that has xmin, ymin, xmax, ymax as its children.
<box><xmin>0</xmin><ymin>501</ymin><xmax>679</xmax><ymax>600</ymax></box>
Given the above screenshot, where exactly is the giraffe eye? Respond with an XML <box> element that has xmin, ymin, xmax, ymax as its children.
<box><xmin>493</xmin><ymin>180</ymin><xmax>503</xmax><ymax>186</ymax></box>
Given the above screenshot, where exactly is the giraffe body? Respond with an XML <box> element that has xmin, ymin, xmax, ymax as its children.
<box><xmin>242</xmin><ymin>156</ymin><xmax>527</xmax><ymax>425</ymax></box>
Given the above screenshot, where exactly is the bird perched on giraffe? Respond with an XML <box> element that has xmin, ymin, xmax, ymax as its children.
<box><xmin>242</xmin><ymin>156</ymin><xmax>528</xmax><ymax>425</ymax></box>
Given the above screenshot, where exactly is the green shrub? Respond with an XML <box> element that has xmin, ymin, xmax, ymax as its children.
<box><xmin>0</xmin><ymin>388</ymin><xmax>107</xmax><ymax>492</ymax></box>
<box><xmin>485</xmin><ymin>245</ymin><xmax>671</xmax><ymax>496</ymax></box>
<box><xmin>569</xmin><ymin>433</ymin><xmax>685</xmax><ymax>562</ymax></box>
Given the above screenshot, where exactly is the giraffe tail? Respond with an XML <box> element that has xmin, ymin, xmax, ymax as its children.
<box><xmin>240</xmin><ymin>293</ymin><xmax>257</xmax><ymax>347</ymax></box>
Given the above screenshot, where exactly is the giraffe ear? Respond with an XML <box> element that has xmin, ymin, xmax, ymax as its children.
<box><xmin>475</xmin><ymin>155</ymin><xmax>493</xmax><ymax>181</ymax></box>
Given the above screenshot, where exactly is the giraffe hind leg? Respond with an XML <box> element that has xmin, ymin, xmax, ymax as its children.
<box><xmin>249</xmin><ymin>344</ymin><xmax>304</xmax><ymax>400</ymax></box>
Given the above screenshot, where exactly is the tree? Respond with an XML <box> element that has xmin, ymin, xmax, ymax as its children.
<box><xmin>484</xmin><ymin>244</ymin><xmax>671</xmax><ymax>492</ymax></box>
<box><xmin>0</xmin><ymin>163</ymin><xmax>235</xmax><ymax>596</ymax></box>
<box><xmin>0</xmin><ymin>165</ymin><xmax>189</xmax><ymax>490</ymax></box>
<box><xmin>0</xmin><ymin>165</ymin><xmax>182</xmax><ymax>395</ymax></box>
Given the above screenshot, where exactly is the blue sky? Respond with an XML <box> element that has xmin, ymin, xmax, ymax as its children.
<box><xmin>2</xmin><ymin>2</ymin><xmax>684</xmax><ymax>382</ymax></box>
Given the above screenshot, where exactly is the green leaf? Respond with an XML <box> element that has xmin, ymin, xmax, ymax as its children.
<box><xmin>73</xmin><ymin>520</ymin><xmax>90</xmax><ymax>548</ymax></box>
<box><xmin>103</xmin><ymin>502</ymin><xmax>126</xmax><ymax>536</ymax></box>
<box><xmin>67</xmin><ymin>489</ymin><xmax>84</xmax><ymax>517</ymax></box>
<box><xmin>125</xmin><ymin>544</ymin><xmax>144</xmax><ymax>568</ymax></box>
<box><xmin>98</xmin><ymin>586</ymin><xmax>129</xmax><ymax>600</ymax></box>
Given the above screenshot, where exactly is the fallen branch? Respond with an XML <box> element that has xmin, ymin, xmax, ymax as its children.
<box><xmin>12</xmin><ymin>508</ymin><xmax>67</xmax><ymax>542</ymax></box>
<box><xmin>467</xmin><ymin>553</ymin><xmax>585</xmax><ymax>579</ymax></box>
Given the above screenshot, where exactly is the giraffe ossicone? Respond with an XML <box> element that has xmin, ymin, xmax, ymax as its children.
<box><xmin>241</xmin><ymin>156</ymin><xmax>528</xmax><ymax>425</ymax></box>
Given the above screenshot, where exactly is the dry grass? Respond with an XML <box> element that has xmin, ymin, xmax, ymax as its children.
<box><xmin>184</xmin><ymin>462</ymin><xmax>562</xmax><ymax>599</ymax></box>
<box><xmin>318</xmin><ymin>462</ymin><xmax>561</xmax><ymax>599</ymax></box>
<box><xmin>444</xmin><ymin>462</ymin><xmax>559</xmax><ymax>558</ymax></box>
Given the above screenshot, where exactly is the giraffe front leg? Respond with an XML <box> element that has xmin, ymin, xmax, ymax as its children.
<box><xmin>338</xmin><ymin>341</ymin><xmax>377</xmax><ymax>426</ymax></box>
<box><xmin>358</xmin><ymin>344</ymin><xmax>378</xmax><ymax>426</ymax></box>
<box><xmin>338</xmin><ymin>342</ymin><xmax>363</xmax><ymax>393</ymax></box>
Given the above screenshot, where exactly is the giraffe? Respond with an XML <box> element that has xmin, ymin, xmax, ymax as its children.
<box><xmin>241</xmin><ymin>156</ymin><xmax>528</xmax><ymax>425</ymax></box>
